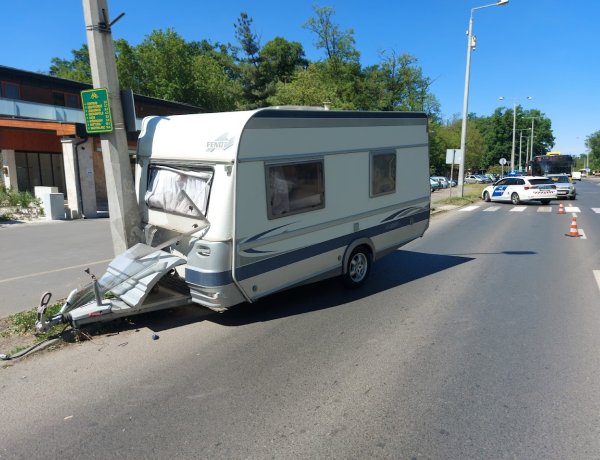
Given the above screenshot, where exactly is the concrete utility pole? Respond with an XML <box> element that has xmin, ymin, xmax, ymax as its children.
<box><xmin>83</xmin><ymin>0</ymin><xmax>141</xmax><ymax>255</ymax></box>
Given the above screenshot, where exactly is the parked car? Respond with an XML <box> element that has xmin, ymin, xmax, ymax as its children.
<box><xmin>430</xmin><ymin>176</ymin><xmax>449</xmax><ymax>188</ymax></box>
<box><xmin>464</xmin><ymin>174</ymin><xmax>487</xmax><ymax>184</ymax></box>
<box><xmin>481</xmin><ymin>176</ymin><xmax>557</xmax><ymax>205</ymax></box>
<box><xmin>446</xmin><ymin>177</ymin><xmax>457</xmax><ymax>187</ymax></box>
<box><xmin>547</xmin><ymin>174</ymin><xmax>576</xmax><ymax>200</ymax></box>
<box><xmin>430</xmin><ymin>178</ymin><xmax>441</xmax><ymax>192</ymax></box>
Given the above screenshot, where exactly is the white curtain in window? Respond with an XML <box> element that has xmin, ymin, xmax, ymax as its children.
<box><xmin>145</xmin><ymin>167</ymin><xmax>212</xmax><ymax>217</ymax></box>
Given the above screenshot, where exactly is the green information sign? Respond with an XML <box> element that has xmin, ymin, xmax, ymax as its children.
<box><xmin>81</xmin><ymin>88</ymin><xmax>113</xmax><ymax>133</ymax></box>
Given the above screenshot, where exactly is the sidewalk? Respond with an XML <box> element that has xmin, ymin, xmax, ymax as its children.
<box><xmin>430</xmin><ymin>184</ymin><xmax>483</xmax><ymax>214</ymax></box>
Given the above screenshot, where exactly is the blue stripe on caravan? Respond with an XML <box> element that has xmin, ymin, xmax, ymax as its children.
<box><xmin>185</xmin><ymin>268</ymin><xmax>232</xmax><ymax>287</ymax></box>
<box><xmin>185</xmin><ymin>209</ymin><xmax>428</xmax><ymax>287</ymax></box>
<box><xmin>236</xmin><ymin>209</ymin><xmax>429</xmax><ymax>281</ymax></box>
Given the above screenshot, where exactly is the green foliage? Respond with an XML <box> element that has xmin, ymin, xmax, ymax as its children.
<box><xmin>303</xmin><ymin>5</ymin><xmax>360</xmax><ymax>64</ymax></box>
<box><xmin>0</xmin><ymin>185</ymin><xmax>40</xmax><ymax>208</ymax></box>
<box><xmin>2</xmin><ymin>303</ymin><xmax>61</xmax><ymax>337</ymax></box>
<box><xmin>474</xmin><ymin>107</ymin><xmax>554</xmax><ymax>171</ymax></box>
<box><xmin>586</xmin><ymin>130</ymin><xmax>600</xmax><ymax>168</ymax></box>
<box><xmin>267</xmin><ymin>63</ymin><xmax>340</xmax><ymax>107</ymax></box>
<box><xmin>49</xmin><ymin>45</ymin><xmax>92</xmax><ymax>83</ymax></box>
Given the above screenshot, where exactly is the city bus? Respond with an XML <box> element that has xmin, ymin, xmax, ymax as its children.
<box><xmin>530</xmin><ymin>154</ymin><xmax>574</xmax><ymax>177</ymax></box>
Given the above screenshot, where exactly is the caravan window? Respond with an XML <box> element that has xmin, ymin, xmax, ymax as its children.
<box><xmin>266</xmin><ymin>161</ymin><xmax>324</xmax><ymax>219</ymax></box>
<box><xmin>145</xmin><ymin>165</ymin><xmax>213</xmax><ymax>218</ymax></box>
<box><xmin>370</xmin><ymin>151</ymin><xmax>396</xmax><ymax>196</ymax></box>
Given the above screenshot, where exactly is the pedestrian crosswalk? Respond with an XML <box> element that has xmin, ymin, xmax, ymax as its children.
<box><xmin>455</xmin><ymin>205</ymin><xmax>598</xmax><ymax>214</ymax></box>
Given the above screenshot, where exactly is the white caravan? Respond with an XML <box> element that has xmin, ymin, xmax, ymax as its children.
<box><xmin>37</xmin><ymin>107</ymin><xmax>430</xmax><ymax>329</ymax></box>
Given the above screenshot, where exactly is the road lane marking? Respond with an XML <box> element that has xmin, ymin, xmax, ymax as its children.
<box><xmin>483</xmin><ymin>206</ymin><xmax>501</xmax><ymax>212</ymax></box>
<box><xmin>0</xmin><ymin>259</ymin><xmax>113</xmax><ymax>284</ymax></box>
<box><xmin>579</xmin><ymin>229</ymin><xmax>587</xmax><ymax>239</ymax></box>
<box><xmin>594</xmin><ymin>270</ymin><xmax>600</xmax><ymax>292</ymax></box>
<box><xmin>592</xmin><ymin>208</ymin><xmax>600</xmax><ymax>214</ymax></box>
<box><xmin>510</xmin><ymin>206</ymin><xmax>527</xmax><ymax>212</ymax></box>
<box><xmin>459</xmin><ymin>206</ymin><xmax>480</xmax><ymax>212</ymax></box>
<box><xmin>565</xmin><ymin>206</ymin><xmax>580</xmax><ymax>213</ymax></box>
<box><xmin>537</xmin><ymin>207</ymin><xmax>552</xmax><ymax>212</ymax></box>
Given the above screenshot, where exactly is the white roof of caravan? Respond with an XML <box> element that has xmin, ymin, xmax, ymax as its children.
<box><xmin>137</xmin><ymin>109</ymin><xmax>259</xmax><ymax>163</ymax></box>
<box><xmin>137</xmin><ymin>107</ymin><xmax>428</xmax><ymax>163</ymax></box>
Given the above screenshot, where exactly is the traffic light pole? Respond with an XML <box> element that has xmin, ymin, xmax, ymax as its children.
<box><xmin>82</xmin><ymin>0</ymin><xmax>141</xmax><ymax>255</ymax></box>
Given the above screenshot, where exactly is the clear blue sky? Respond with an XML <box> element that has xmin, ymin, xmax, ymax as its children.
<box><xmin>3</xmin><ymin>0</ymin><xmax>597</xmax><ymax>157</ymax></box>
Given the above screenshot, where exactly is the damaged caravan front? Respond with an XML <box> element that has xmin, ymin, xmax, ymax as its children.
<box><xmin>37</xmin><ymin>107</ymin><xmax>431</xmax><ymax>330</ymax></box>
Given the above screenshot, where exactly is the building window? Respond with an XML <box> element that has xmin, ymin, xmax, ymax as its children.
<box><xmin>52</xmin><ymin>92</ymin><xmax>66</xmax><ymax>106</ymax></box>
<box><xmin>370</xmin><ymin>151</ymin><xmax>396</xmax><ymax>196</ymax></box>
<box><xmin>1</xmin><ymin>82</ymin><xmax>20</xmax><ymax>99</ymax></box>
<box><xmin>65</xmin><ymin>93</ymin><xmax>80</xmax><ymax>108</ymax></box>
<box><xmin>266</xmin><ymin>160</ymin><xmax>324</xmax><ymax>219</ymax></box>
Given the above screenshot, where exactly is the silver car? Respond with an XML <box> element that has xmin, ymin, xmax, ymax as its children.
<box><xmin>547</xmin><ymin>174</ymin><xmax>576</xmax><ymax>200</ymax></box>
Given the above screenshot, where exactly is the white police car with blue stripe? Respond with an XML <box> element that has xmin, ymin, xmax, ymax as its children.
<box><xmin>481</xmin><ymin>176</ymin><xmax>557</xmax><ymax>205</ymax></box>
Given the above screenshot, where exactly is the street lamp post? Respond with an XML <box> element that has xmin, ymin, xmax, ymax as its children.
<box><xmin>516</xmin><ymin>128</ymin><xmax>530</xmax><ymax>172</ymax></box>
<box><xmin>526</xmin><ymin>116</ymin><xmax>539</xmax><ymax>162</ymax></box>
<box><xmin>458</xmin><ymin>0</ymin><xmax>509</xmax><ymax>197</ymax></box>
<box><xmin>499</xmin><ymin>96</ymin><xmax>532</xmax><ymax>172</ymax></box>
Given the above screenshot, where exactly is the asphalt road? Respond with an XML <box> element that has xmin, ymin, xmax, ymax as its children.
<box><xmin>3</xmin><ymin>179</ymin><xmax>600</xmax><ymax>458</ymax></box>
<box><xmin>0</xmin><ymin>218</ymin><xmax>114</xmax><ymax>316</ymax></box>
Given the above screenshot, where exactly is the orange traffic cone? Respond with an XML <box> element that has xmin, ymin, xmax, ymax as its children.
<box><xmin>557</xmin><ymin>202</ymin><xmax>565</xmax><ymax>214</ymax></box>
<box><xmin>565</xmin><ymin>215</ymin><xmax>581</xmax><ymax>237</ymax></box>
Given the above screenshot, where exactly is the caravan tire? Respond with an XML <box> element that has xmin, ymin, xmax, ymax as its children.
<box><xmin>343</xmin><ymin>246</ymin><xmax>372</xmax><ymax>288</ymax></box>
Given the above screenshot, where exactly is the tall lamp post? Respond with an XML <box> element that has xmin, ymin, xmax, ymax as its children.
<box><xmin>499</xmin><ymin>96</ymin><xmax>532</xmax><ymax>172</ymax></box>
<box><xmin>516</xmin><ymin>128</ymin><xmax>530</xmax><ymax>172</ymax></box>
<box><xmin>526</xmin><ymin>116</ymin><xmax>539</xmax><ymax>163</ymax></box>
<box><xmin>458</xmin><ymin>0</ymin><xmax>509</xmax><ymax>197</ymax></box>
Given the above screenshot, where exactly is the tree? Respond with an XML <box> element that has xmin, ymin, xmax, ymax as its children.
<box><xmin>303</xmin><ymin>5</ymin><xmax>360</xmax><ymax>66</ymax></box>
<box><xmin>131</xmin><ymin>29</ymin><xmax>198</xmax><ymax>104</ymax></box>
<box><xmin>234</xmin><ymin>12</ymin><xmax>260</xmax><ymax>66</ymax></box>
<box><xmin>259</xmin><ymin>37</ymin><xmax>308</xmax><ymax>84</ymax></box>
<box><xmin>267</xmin><ymin>63</ymin><xmax>340</xmax><ymax>107</ymax></box>
<box><xmin>586</xmin><ymin>130</ymin><xmax>600</xmax><ymax>168</ymax></box>
<box><xmin>191</xmin><ymin>54</ymin><xmax>241</xmax><ymax>111</ymax></box>
<box><xmin>428</xmin><ymin>115</ymin><xmax>487</xmax><ymax>175</ymax></box>
<box><xmin>474</xmin><ymin>107</ymin><xmax>554</xmax><ymax>170</ymax></box>
<box><xmin>363</xmin><ymin>51</ymin><xmax>440</xmax><ymax>117</ymax></box>
<box><xmin>253</xmin><ymin>37</ymin><xmax>308</xmax><ymax>105</ymax></box>
<box><xmin>233</xmin><ymin>12</ymin><xmax>263</xmax><ymax>108</ymax></box>
<box><xmin>49</xmin><ymin>45</ymin><xmax>92</xmax><ymax>83</ymax></box>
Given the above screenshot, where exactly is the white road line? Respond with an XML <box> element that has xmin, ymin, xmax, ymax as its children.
<box><xmin>0</xmin><ymin>259</ymin><xmax>113</xmax><ymax>284</ymax></box>
<box><xmin>565</xmin><ymin>207</ymin><xmax>581</xmax><ymax>213</ymax></box>
<box><xmin>510</xmin><ymin>206</ymin><xmax>527</xmax><ymax>212</ymax></box>
<box><xmin>579</xmin><ymin>229</ymin><xmax>587</xmax><ymax>239</ymax></box>
<box><xmin>459</xmin><ymin>206</ymin><xmax>480</xmax><ymax>212</ymax></box>
<box><xmin>483</xmin><ymin>206</ymin><xmax>501</xmax><ymax>212</ymax></box>
<box><xmin>592</xmin><ymin>208</ymin><xmax>600</xmax><ymax>214</ymax></box>
<box><xmin>593</xmin><ymin>270</ymin><xmax>600</xmax><ymax>292</ymax></box>
<box><xmin>537</xmin><ymin>207</ymin><xmax>553</xmax><ymax>212</ymax></box>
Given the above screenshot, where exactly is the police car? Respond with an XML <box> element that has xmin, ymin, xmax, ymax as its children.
<box><xmin>481</xmin><ymin>176</ymin><xmax>557</xmax><ymax>205</ymax></box>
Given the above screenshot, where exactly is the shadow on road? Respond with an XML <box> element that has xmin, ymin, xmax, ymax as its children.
<box><xmin>87</xmin><ymin>250</ymin><xmax>473</xmax><ymax>336</ymax></box>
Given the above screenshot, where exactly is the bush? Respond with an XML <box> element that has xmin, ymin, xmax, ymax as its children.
<box><xmin>0</xmin><ymin>185</ymin><xmax>41</xmax><ymax>208</ymax></box>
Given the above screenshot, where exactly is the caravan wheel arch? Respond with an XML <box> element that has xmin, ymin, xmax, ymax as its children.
<box><xmin>342</xmin><ymin>237</ymin><xmax>375</xmax><ymax>274</ymax></box>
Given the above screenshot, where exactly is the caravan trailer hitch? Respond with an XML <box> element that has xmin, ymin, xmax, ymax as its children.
<box><xmin>35</xmin><ymin>268</ymin><xmax>105</xmax><ymax>333</ymax></box>
<box><xmin>35</xmin><ymin>291</ymin><xmax>65</xmax><ymax>333</ymax></box>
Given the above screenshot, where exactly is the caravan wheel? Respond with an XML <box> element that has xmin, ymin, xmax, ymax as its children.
<box><xmin>343</xmin><ymin>246</ymin><xmax>372</xmax><ymax>287</ymax></box>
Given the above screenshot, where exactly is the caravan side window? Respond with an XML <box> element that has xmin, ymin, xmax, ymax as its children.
<box><xmin>266</xmin><ymin>161</ymin><xmax>324</xmax><ymax>219</ymax></box>
<box><xmin>370</xmin><ymin>151</ymin><xmax>396</xmax><ymax>196</ymax></box>
<box><xmin>145</xmin><ymin>165</ymin><xmax>213</xmax><ymax>218</ymax></box>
